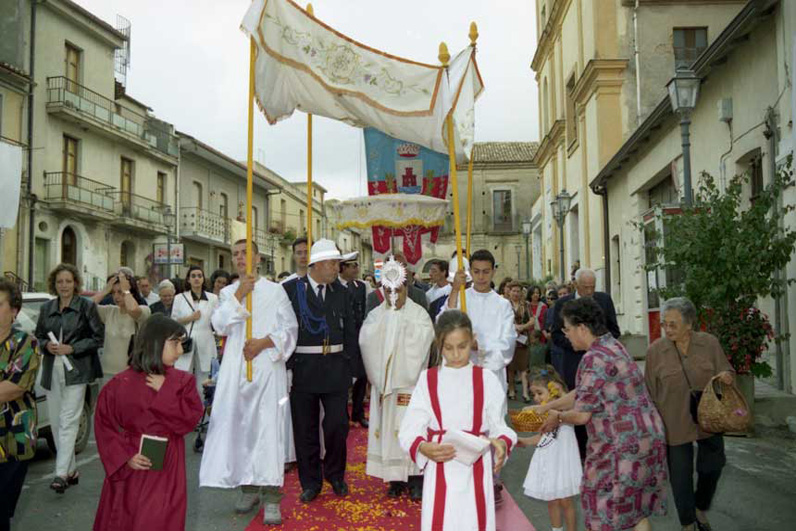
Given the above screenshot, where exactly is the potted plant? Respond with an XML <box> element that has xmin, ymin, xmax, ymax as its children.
<box><xmin>282</xmin><ymin>228</ymin><xmax>297</xmax><ymax>245</ymax></box>
<box><xmin>645</xmin><ymin>158</ymin><xmax>796</xmax><ymax>415</ymax></box>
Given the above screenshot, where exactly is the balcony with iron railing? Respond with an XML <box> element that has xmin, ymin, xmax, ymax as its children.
<box><xmin>180</xmin><ymin>207</ymin><xmax>230</xmax><ymax>246</ymax></box>
<box><xmin>43</xmin><ymin>171</ymin><xmax>117</xmax><ymax>219</ymax></box>
<box><xmin>46</xmin><ymin>76</ymin><xmax>178</xmax><ymax>159</ymax></box>
<box><xmin>107</xmin><ymin>191</ymin><xmax>169</xmax><ymax>233</ymax></box>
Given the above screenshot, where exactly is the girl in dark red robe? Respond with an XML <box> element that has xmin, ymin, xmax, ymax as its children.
<box><xmin>93</xmin><ymin>315</ymin><xmax>203</xmax><ymax>531</ymax></box>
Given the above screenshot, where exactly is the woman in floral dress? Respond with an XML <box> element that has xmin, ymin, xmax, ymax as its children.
<box><xmin>534</xmin><ymin>297</ymin><xmax>668</xmax><ymax>531</ymax></box>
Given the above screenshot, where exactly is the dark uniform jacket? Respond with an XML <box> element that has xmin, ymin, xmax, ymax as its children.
<box><xmin>551</xmin><ymin>291</ymin><xmax>621</xmax><ymax>390</ymax></box>
<box><xmin>149</xmin><ymin>301</ymin><xmax>172</xmax><ymax>317</ymax></box>
<box><xmin>35</xmin><ymin>295</ymin><xmax>104</xmax><ymax>389</ymax></box>
<box><xmin>344</xmin><ymin>279</ymin><xmax>368</xmax><ymax>379</ymax></box>
<box><xmin>283</xmin><ymin>276</ymin><xmax>360</xmax><ymax>394</ymax></box>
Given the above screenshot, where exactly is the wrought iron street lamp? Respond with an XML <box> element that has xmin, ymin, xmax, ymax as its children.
<box><xmin>522</xmin><ymin>219</ymin><xmax>532</xmax><ymax>281</ymax></box>
<box><xmin>667</xmin><ymin>68</ymin><xmax>700</xmax><ymax>206</ymax></box>
<box><xmin>550</xmin><ymin>189</ymin><xmax>572</xmax><ymax>283</ymax></box>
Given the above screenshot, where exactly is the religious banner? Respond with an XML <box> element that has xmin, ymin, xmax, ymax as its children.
<box><xmin>364</xmin><ymin>128</ymin><xmax>449</xmax><ymax>263</ymax></box>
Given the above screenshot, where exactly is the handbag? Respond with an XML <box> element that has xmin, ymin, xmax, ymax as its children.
<box><xmin>674</xmin><ymin>344</ymin><xmax>703</xmax><ymax>425</ymax></box>
<box><xmin>181</xmin><ymin>293</ymin><xmax>197</xmax><ymax>354</ymax></box>
<box><xmin>697</xmin><ymin>375</ymin><xmax>751</xmax><ymax>434</ymax></box>
<box><xmin>127</xmin><ymin>320</ymin><xmax>139</xmax><ymax>365</ymax></box>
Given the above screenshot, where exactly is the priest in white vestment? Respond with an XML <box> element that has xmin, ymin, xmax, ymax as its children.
<box><xmin>441</xmin><ymin>250</ymin><xmax>516</xmax><ymax>414</ymax></box>
<box><xmin>200</xmin><ymin>239</ymin><xmax>298</xmax><ymax>526</ymax></box>
<box><xmin>360</xmin><ymin>275</ymin><xmax>434</xmax><ymax>500</ymax></box>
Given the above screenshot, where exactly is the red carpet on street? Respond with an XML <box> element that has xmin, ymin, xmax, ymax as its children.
<box><xmin>245</xmin><ymin>423</ymin><xmax>535</xmax><ymax>531</ymax></box>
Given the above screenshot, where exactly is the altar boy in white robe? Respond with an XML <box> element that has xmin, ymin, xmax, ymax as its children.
<box><xmin>399</xmin><ymin>310</ymin><xmax>517</xmax><ymax>531</ymax></box>
<box><xmin>200</xmin><ymin>239</ymin><xmax>299</xmax><ymax>526</ymax></box>
<box><xmin>441</xmin><ymin>249</ymin><xmax>516</xmax><ymax>414</ymax></box>
<box><xmin>360</xmin><ymin>260</ymin><xmax>434</xmax><ymax>500</ymax></box>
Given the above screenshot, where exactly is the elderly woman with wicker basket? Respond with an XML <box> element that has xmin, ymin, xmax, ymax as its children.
<box><xmin>644</xmin><ymin>297</ymin><xmax>735</xmax><ymax>531</ymax></box>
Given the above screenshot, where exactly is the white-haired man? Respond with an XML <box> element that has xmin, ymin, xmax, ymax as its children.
<box><xmin>550</xmin><ymin>267</ymin><xmax>620</xmax><ymax>460</ymax></box>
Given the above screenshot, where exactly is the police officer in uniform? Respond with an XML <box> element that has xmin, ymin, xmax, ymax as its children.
<box><xmin>282</xmin><ymin>239</ymin><xmax>359</xmax><ymax>503</ymax></box>
<box><xmin>338</xmin><ymin>251</ymin><xmax>369</xmax><ymax>428</ymax></box>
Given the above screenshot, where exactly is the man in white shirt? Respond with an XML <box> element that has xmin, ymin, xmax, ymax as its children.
<box><xmin>444</xmin><ymin>249</ymin><xmax>516</xmax><ymax>411</ymax></box>
<box><xmin>137</xmin><ymin>276</ymin><xmax>159</xmax><ymax>306</ymax></box>
<box><xmin>424</xmin><ymin>259</ymin><xmax>451</xmax><ymax>307</ymax></box>
<box><xmin>280</xmin><ymin>237</ymin><xmax>309</xmax><ymax>284</ymax></box>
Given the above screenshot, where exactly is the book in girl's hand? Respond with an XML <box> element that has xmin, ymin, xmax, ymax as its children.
<box><xmin>139</xmin><ymin>435</ymin><xmax>168</xmax><ymax>471</ymax></box>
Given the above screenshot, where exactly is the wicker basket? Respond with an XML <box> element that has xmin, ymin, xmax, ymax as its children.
<box><xmin>698</xmin><ymin>375</ymin><xmax>752</xmax><ymax>434</ymax></box>
<box><xmin>508</xmin><ymin>408</ymin><xmax>546</xmax><ymax>433</ymax></box>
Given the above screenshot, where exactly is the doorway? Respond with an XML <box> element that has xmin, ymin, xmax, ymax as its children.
<box><xmin>61</xmin><ymin>226</ymin><xmax>77</xmax><ymax>265</ymax></box>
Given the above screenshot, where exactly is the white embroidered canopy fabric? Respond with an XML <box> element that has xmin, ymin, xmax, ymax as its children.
<box><xmin>330</xmin><ymin>194</ymin><xmax>448</xmax><ymax>230</ymax></box>
<box><xmin>241</xmin><ymin>0</ymin><xmax>483</xmax><ymax>161</ymax></box>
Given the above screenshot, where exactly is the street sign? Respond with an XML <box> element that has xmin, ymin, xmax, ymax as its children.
<box><xmin>153</xmin><ymin>243</ymin><xmax>184</xmax><ymax>265</ymax></box>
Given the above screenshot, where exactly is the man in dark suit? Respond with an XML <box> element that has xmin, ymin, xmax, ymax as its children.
<box><xmin>551</xmin><ymin>268</ymin><xmax>620</xmax><ymax>459</ymax></box>
<box><xmin>338</xmin><ymin>252</ymin><xmax>369</xmax><ymax>428</ymax></box>
<box><xmin>282</xmin><ymin>240</ymin><xmax>359</xmax><ymax>503</ymax></box>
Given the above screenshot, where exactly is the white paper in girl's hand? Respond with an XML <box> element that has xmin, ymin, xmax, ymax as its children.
<box><xmin>441</xmin><ymin>430</ymin><xmax>490</xmax><ymax>466</ymax></box>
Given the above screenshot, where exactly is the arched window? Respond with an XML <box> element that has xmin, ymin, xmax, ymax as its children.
<box><xmin>61</xmin><ymin>226</ymin><xmax>77</xmax><ymax>265</ymax></box>
<box><xmin>193</xmin><ymin>182</ymin><xmax>203</xmax><ymax>210</ymax></box>
<box><xmin>220</xmin><ymin>192</ymin><xmax>229</xmax><ymax>219</ymax></box>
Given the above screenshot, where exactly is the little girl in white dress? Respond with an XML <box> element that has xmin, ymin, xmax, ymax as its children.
<box><xmin>518</xmin><ymin>366</ymin><xmax>582</xmax><ymax>531</ymax></box>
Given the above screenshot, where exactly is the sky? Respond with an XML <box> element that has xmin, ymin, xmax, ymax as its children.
<box><xmin>75</xmin><ymin>0</ymin><xmax>539</xmax><ymax>200</ymax></box>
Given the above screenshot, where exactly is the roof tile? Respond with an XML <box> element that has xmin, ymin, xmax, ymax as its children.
<box><xmin>472</xmin><ymin>141</ymin><xmax>539</xmax><ymax>163</ymax></box>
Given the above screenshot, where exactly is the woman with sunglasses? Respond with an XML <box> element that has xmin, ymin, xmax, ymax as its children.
<box><xmin>93</xmin><ymin>314</ymin><xmax>203</xmax><ymax>531</ymax></box>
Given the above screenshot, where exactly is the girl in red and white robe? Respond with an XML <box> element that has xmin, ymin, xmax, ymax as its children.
<box><xmin>399</xmin><ymin>310</ymin><xmax>517</xmax><ymax>531</ymax></box>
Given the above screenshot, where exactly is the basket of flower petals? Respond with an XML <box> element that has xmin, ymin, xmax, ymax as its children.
<box><xmin>508</xmin><ymin>408</ymin><xmax>546</xmax><ymax>433</ymax></box>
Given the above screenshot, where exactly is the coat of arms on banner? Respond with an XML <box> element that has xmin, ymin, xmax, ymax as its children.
<box><xmin>364</xmin><ymin>128</ymin><xmax>449</xmax><ymax>263</ymax></box>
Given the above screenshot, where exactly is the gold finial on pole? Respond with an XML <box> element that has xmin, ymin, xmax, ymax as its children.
<box><xmin>469</xmin><ymin>22</ymin><xmax>479</xmax><ymax>45</ymax></box>
<box><xmin>306</xmin><ymin>3</ymin><xmax>314</xmax><ymax>15</ymax></box>
<box><xmin>438</xmin><ymin>42</ymin><xmax>450</xmax><ymax>67</ymax></box>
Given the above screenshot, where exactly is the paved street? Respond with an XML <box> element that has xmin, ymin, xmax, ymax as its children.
<box><xmin>13</xmin><ymin>401</ymin><xmax>796</xmax><ymax>531</ymax></box>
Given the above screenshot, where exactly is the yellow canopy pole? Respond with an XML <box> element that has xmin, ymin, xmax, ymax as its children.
<box><xmin>466</xmin><ymin>156</ymin><xmax>473</xmax><ymax>259</ymax></box>
<box><xmin>306</xmin><ymin>3</ymin><xmax>314</xmax><ymax>247</ymax></box>
<box><xmin>244</xmin><ymin>37</ymin><xmax>256</xmax><ymax>382</ymax></box>
<box><xmin>465</xmin><ymin>22</ymin><xmax>478</xmax><ymax>259</ymax></box>
<box><xmin>440</xmin><ymin>42</ymin><xmax>466</xmax><ymax>313</ymax></box>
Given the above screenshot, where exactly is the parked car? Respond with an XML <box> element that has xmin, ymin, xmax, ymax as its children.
<box><xmin>17</xmin><ymin>292</ymin><xmax>100</xmax><ymax>455</ymax></box>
